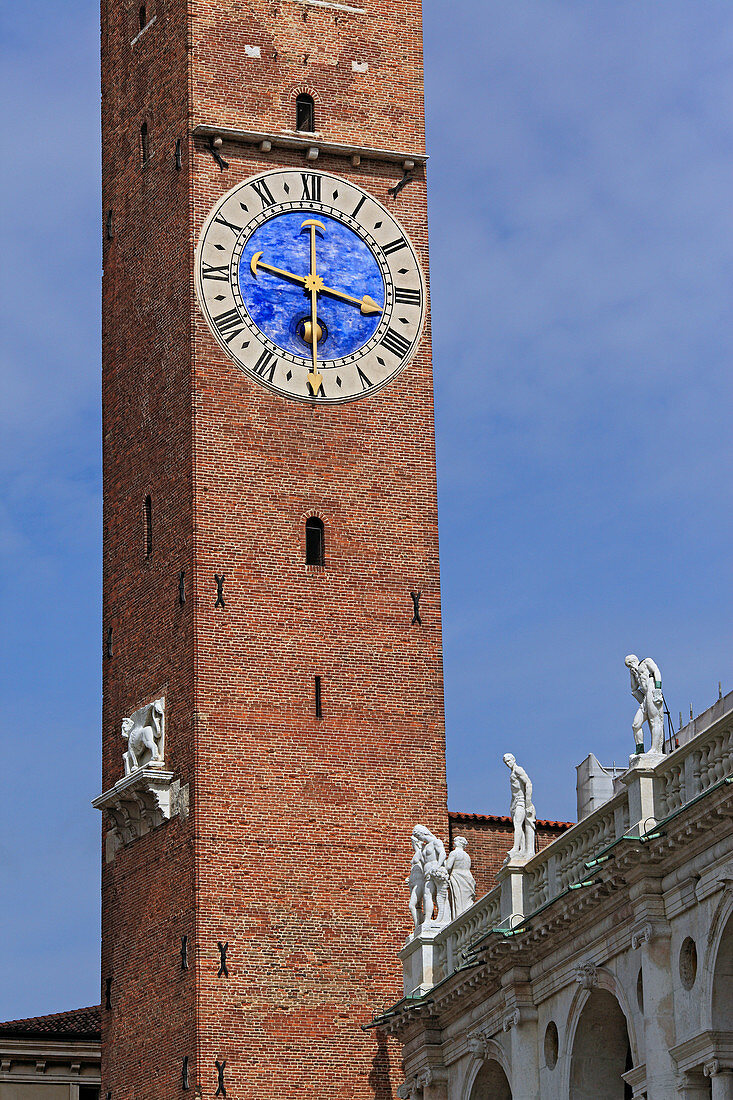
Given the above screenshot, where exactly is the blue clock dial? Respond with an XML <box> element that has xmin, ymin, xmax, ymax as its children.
<box><xmin>238</xmin><ymin>212</ymin><xmax>384</xmax><ymax>360</ymax></box>
<box><xmin>195</xmin><ymin>169</ymin><xmax>426</xmax><ymax>403</ymax></box>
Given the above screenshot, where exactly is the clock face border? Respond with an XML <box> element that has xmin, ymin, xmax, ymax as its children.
<box><xmin>194</xmin><ymin>168</ymin><xmax>427</xmax><ymax>404</ymax></box>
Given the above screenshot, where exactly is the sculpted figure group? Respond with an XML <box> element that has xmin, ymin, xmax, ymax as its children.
<box><xmin>408</xmin><ymin>826</ymin><xmax>476</xmax><ymax>933</ymax></box>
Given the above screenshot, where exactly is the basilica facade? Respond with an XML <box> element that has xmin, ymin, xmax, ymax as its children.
<box><xmin>381</xmin><ymin>691</ymin><xmax>733</xmax><ymax>1100</ymax></box>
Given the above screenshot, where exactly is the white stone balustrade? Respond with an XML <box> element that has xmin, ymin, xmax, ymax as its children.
<box><xmin>401</xmin><ymin>692</ymin><xmax>733</xmax><ymax>995</ymax></box>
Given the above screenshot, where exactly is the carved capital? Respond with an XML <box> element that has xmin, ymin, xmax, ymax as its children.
<box><xmin>704</xmin><ymin>1060</ymin><xmax>721</xmax><ymax>1078</ymax></box>
<box><xmin>575</xmin><ymin>962</ymin><xmax>598</xmax><ymax>989</ymax></box>
<box><xmin>398</xmin><ymin>1067</ymin><xmax>446</xmax><ymax>1099</ymax></box>
<box><xmin>502</xmin><ymin>1008</ymin><xmax>521</xmax><ymax>1031</ymax></box>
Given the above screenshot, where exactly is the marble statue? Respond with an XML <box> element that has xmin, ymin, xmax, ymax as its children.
<box><xmin>407</xmin><ymin>832</ymin><xmax>426</xmax><ymax>934</ymax></box>
<box><xmin>408</xmin><ymin>827</ymin><xmax>477</xmax><ymax>931</ymax></box>
<box><xmin>446</xmin><ymin>836</ymin><xmax>476</xmax><ymax>919</ymax></box>
<box><xmin>409</xmin><ymin>825</ymin><xmax>449</xmax><ymax>930</ymax></box>
<box><xmin>503</xmin><ymin>753</ymin><xmax>536</xmax><ymax>860</ymax></box>
<box><xmin>625</xmin><ymin>654</ymin><xmax>664</xmax><ymax>754</ymax></box>
<box><xmin>122</xmin><ymin>697</ymin><xmax>165</xmax><ymax>775</ymax></box>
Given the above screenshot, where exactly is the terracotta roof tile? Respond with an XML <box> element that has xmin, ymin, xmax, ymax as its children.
<box><xmin>0</xmin><ymin>1005</ymin><xmax>101</xmax><ymax>1041</ymax></box>
<box><xmin>449</xmin><ymin>810</ymin><xmax>574</xmax><ymax>830</ymax></box>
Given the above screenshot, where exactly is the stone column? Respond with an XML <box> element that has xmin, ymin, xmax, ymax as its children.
<box><xmin>501</xmin><ymin>969</ymin><xmax>539</xmax><ymax>1100</ymax></box>
<box><xmin>705</xmin><ymin>1062</ymin><xmax>733</xmax><ymax>1100</ymax></box>
<box><xmin>676</xmin><ymin>1071</ymin><xmax>714</xmax><ymax>1098</ymax></box>
<box><xmin>422</xmin><ymin>1068</ymin><xmax>449</xmax><ymax>1100</ymax></box>
<box><xmin>631</xmin><ymin>913</ymin><xmax>677</xmax><ymax>1100</ymax></box>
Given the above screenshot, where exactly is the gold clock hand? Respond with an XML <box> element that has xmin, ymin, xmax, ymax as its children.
<box><xmin>301</xmin><ymin>220</ymin><xmax>324</xmax><ymax>396</ymax></box>
<box><xmin>250</xmin><ymin>252</ymin><xmax>307</xmax><ymax>287</ymax></box>
<box><xmin>319</xmin><ymin>285</ymin><xmax>382</xmax><ymax>315</ymax></box>
<box><xmin>250</xmin><ymin>253</ymin><xmax>382</xmax><ymax>316</ymax></box>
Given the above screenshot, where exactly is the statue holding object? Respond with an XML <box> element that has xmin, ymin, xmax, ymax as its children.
<box><xmin>625</xmin><ymin>654</ymin><xmax>664</xmax><ymax>755</ymax></box>
<box><xmin>620</xmin><ymin>651</ymin><xmax>660</xmax><ymax>756</ymax></box>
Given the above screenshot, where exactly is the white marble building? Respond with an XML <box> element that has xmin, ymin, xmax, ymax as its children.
<box><xmin>377</xmin><ymin>690</ymin><xmax>733</xmax><ymax>1100</ymax></box>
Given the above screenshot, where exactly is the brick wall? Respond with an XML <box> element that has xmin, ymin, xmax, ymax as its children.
<box><xmin>448</xmin><ymin>812</ymin><xmax>574</xmax><ymax>901</ymax></box>
<box><xmin>101</xmin><ymin>1</ymin><xmax>447</xmax><ymax>1098</ymax></box>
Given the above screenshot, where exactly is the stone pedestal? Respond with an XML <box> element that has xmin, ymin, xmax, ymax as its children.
<box><xmin>497</xmin><ymin>857</ymin><xmax>528</xmax><ymax>926</ymax></box>
<box><xmin>400</xmin><ymin>923</ymin><xmax>447</xmax><ymax>996</ymax></box>
<box><xmin>621</xmin><ymin>751</ymin><xmax>664</xmax><ymax>833</ymax></box>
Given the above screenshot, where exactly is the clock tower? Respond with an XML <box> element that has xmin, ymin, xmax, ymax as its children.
<box><xmin>99</xmin><ymin>0</ymin><xmax>447</xmax><ymax>1096</ymax></box>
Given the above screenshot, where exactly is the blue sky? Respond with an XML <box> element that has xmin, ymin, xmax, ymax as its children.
<box><xmin>0</xmin><ymin>1</ymin><xmax>731</xmax><ymax>1019</ymax></box>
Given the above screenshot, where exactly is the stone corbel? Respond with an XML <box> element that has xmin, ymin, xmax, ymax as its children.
<box><xmin>502</xmin><ymin>1008</ymin><xmax>521</xmax><ymax>1032</ymax></box>
<box><xmin>93</xmin><ymin>766</ymin><xmax>189</xmax><ymax>861</ymax></box>
<box><xmin>631</xmin><ymin>922</ymin><xmax>653</xmax><ymax>950</ymax></box>
<box><xmin>575</xmin><ymin>961</ymin><xmax>598</xmax><ymax>989</ymax></box>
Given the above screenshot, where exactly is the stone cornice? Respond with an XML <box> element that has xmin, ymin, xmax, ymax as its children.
<box><xmin>192</xmin><ymin>124</ymin><xmax>427</xmax><ymax>170</ymax></box>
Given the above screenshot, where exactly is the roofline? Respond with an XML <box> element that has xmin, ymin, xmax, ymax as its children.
<box><xmin>448</xmin><ymin>810</ymin><xmax>573</xmax><ymax>830</ymax></box>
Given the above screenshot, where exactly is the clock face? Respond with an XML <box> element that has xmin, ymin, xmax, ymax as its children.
<box><xmin>195</xmin><ymin>169</ymin><xmax>426</xmax><ymax>403</ymax></box>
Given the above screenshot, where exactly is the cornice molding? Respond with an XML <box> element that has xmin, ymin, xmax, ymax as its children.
<box><xmin>192</xmin><ymin>124</ymin><xmax>426</xmax><ymax>170</ymax></box>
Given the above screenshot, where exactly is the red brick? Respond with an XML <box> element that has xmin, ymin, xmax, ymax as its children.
<box><xmin>101</xmin><ymin>2</ymin><xmax>447</xmax><ymax>1097</ymax></box>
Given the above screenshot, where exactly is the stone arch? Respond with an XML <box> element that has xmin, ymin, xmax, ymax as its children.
<box><xmin>461</xmin><ymin>1040</ymin><xmax>511</xmax><ymax>1100</ymax></box>
<box><xmin>467</xmin><ymin>1059</ymin><xmax>512</xmax><ymax>1100</ymax></box>
<box><xmin>702</xmin><ymin>885</ymin><xmax>733</xmax><ymax>1032</ymax></box>
<box><xmin>568</xmin><ymin>988</ymin><xmax>633</xmax><ymax>1099</ymax></box>
<box><xmin>562</xmin><ymin>970</ymin><xmax>638</xmax><ymax>1100</ymax></box>
<box><xmin>711</xmin><ymin>898</ymin><xmax>733</xmax><ymax>1034</ymax></box>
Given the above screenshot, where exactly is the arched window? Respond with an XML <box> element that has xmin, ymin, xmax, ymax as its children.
<box><xmin>140</xmin><ymin>121</ymin><xmax>150</xmax><ymax>165</ymax></box>
<box><xmin>139</xmin><ymin>5</ymin><xmax>147</xmax><ymax>29</ymax></box>
<box><xmin>305</xmin><ymin>516</ymin><xmax>324</xmax><ymax>566</ymax></box>
<box><xmin>295</xmin><ymin>93</ymin><xmax>315</xmax><ymax>133</ymax></box>
<box><xmin>144</xmin><ymin>495</ymin><xmax>153</xmax><ymax>557</ymax></box>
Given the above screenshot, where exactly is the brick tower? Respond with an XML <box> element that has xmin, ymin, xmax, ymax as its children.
<box><xmin>99</xmin><ymin>0</ymin><xmax>447</xmax><ymax>1096</ymax></box>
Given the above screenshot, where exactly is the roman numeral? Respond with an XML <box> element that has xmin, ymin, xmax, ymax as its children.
<box><xmin>352</xmin><ymin>195</ymin><xmax>367</xmax><ymax>219</ymax></box>
<box><xmin>356</xmin><ymin>366</ymin><xmax>372</xmax><ymax>390</ymax></box>
<box><xmin>214</xmin><ymin>212</ymin><xmax>242</xmax><ymax>235</ymax></box>
<box><xmin>213</xmin><ymin>308</ymin><xmax>245</xmax><ymax>344</ymax></box>
<box><xmin>394</xmin><ymin>286</ymin><xmax>421</xmax><ymax>305</ymax></box>
<box><xmin>381</xmin><ymin>327</ymin><xmax>411</xmax><ymax>358</ymax></box>
<box><xmin>252</xmin><ymin>348</ymin><xmax>277</xmax><ymax>382</ymax></box>
<box><xmin>301</xmin><ymin>173</ymin><xmax>322</xmax><ymax>201</ymax></box>
<box><xmin>250</xmin><ymin>178</ymin><xmax>276</xmax><ymax>208</ymax></box>
<box><xmin>382</xmin><ymin>236</ymin><xmax>407</xmax><ymax>256</ymax></box>
<box><xmin>202</xmin><ymin>262</ymin><xmax>229</xmax><ymax>281</ymax></box>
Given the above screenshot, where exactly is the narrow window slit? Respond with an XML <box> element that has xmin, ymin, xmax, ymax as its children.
<box><xmin>144</xmin><ymin>495</ymin><xmax>153</xmax><ymax>557</ymax></box>
<box><xmin>305</xmin><ymin>516</ymin><xmax>324</xmax><ymax>566</ymax></box>
<box><xmin>140</xmin><ymin>121</ymin><xmax>150</xmax><ymax>165</ymax></box>
<box><xmin>314</xmin><ymin>676</ymin><xmax>322</xmax><ymax>719</ymax></box>
<box><xmin>296</xmin><ymin>93</ymin><xmax>315</xmax><ymax>133</ymax></box>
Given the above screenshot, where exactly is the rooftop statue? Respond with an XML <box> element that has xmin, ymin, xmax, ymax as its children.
<box><xmin>503</xmin><ymin>753</ymin><xmax>536</xmax><ymax>861</ymax></box>
<box><xmin>625</xmin><ymin>654</ymin><xmax>664</xmax><ymax>755</ymax></box>
<box><xmin>445</xmin><ymin>836</ymin><xmax>476</xmax><ymax>919</ymax></box>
